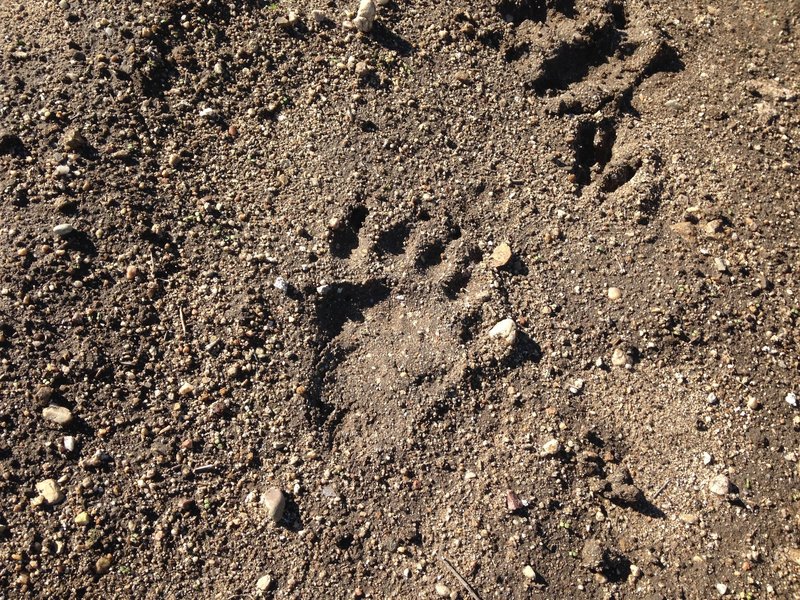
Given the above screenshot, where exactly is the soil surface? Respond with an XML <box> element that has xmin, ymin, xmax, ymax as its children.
<box><xmin>1</xmin><ymin>0</ymin><xmax>799</xmax><ymax>598</ymax></box>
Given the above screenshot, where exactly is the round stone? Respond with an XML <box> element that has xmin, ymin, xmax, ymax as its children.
<box><xmin>488</xmin><ymin>318</ymin><xmax>517</xmax><ymax>346</ymax></box>
<box><xmin>607</xmin><ymin>287</ymin><xmax>622</xmax><ymax>301</ymax></box>
<box><xmin>434</xmin><ymin>583</ymin><xmax>450</xmax><ymax>596</ymax></box>
<box><xmin>42</xmin><ymin>405</ymin><xmax>73</xmax><ymax>426</ymax></box>
<box><xmin>53</xmin><ymin>223</ymin><xmax>74</xmax><ymax>237</ymax></box>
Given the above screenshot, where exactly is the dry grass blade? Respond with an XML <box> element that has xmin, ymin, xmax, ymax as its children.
<box><xmin>439</xmin><ymin>555</ymin><xmax>484</xmax><ymax>600</ymax></box>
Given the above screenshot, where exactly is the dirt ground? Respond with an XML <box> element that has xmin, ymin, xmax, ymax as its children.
<box><xmin>1</xmin><ymin>0</ymin><xmax>799</xmax><ymax>597</ymax></box>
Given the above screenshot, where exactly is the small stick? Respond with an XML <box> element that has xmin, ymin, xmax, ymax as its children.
<box><xmin>439</xmin><ymin>555</ymin><xmax>483</xmax><ymax>600</ymax></box>
<box><xmin>179</xmin><ymin>306</ymin><xmax>187</xmax><ymax>336</ymax></box>
<box><xmin>653</xmin><ymin>479</ymin><xmax>670</xmax><ymax>498</ymax></box>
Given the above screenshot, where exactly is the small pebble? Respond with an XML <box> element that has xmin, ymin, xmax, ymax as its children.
<box><xmin>274</xmin><ymin>276</ymin><xmax>289</xmax><ymax>293</ymax></box>
<box><xmin>434</xmin><ymin>583</ymin><xmax>450</xmax><ymax>597</ymax></box>
<box><xmin>63</xmin><ymin>436</ymin><xmax>76</xmax><ymax>453</ymax></box>
<box><xmin>709</xmin><ymin>474</ymin><xmax>731</xmax><ymax>496</ymax></box>
<box><xmin>488</xmin><ymin>318</ymin><xmax>517</xmax><ymax>346</ymax></box>
<box><xmin>42</xmin><ymin>405</ymin><xmax>73</xmax><ymax>426</ymax></box>
<box><xmin>611</xmin><ymin>347</ymin><xmax>628</xmax><ymax>367</ymax></box>
<box><xmin>126</xmin><ymin>265</ymin><xmax>139</xmax><ymax>281</ymax></box>
<box><xmin>95</xmin><ymin>555</ymin><xmax>112</xmax><ymax>576</ymax></box>
<box><xmin>260</xmin><ymin>488</ymin><xmax>286</xmax><ymax>523</ymax></box>
<box><xmin>53</xmin><ymin>223</ymin><xmax>75</xmax><ymax>237</ymax></box>
<box><xmin>489</xmin><ymin>242</ymin><xmax>512</xmax><ymax>268</ymax></box>
<box><xmin>607</xmin><ymin>287</ymin><xmax>622</xmax><ymax>301</ymax></box>
<box><xmin>522</xmin><ymin>565</ymin><xmax>536</xmax><ymax>579</ymax></box>
<box><xmin>715</xmin><ymin>583</ymin><xmax>728</xmax><ymax>596</ymax></box>
<box><xmin>786</xmin><ymin>392</ymin><xmax>797</xmax><ymax>408</ymax></box>
<box><xmin>178</xmin><ymin>382</ymin><xmax>194</xmax><ymax>396</ymax></box>
<box><xmin>35</xmin><ymin>479</ymin><xmax>65</xmax><ymax>505</ymax></box>
<box><xmin>256</xmin><ymin>574</ymin><xmax>272</xmax><ymax>591</ymax></box>
<box><xmin>542</xmin><ymin>439</ymin><xmax>560</xmax><ymax>456</ymax></box>
<box><xmin>746</xmin><ymin>397</ymin><xmax>761</xmax><ymax>410</ymax></box>
<box><xmin>352</xmin><ymin>0</ymin><xmax>376</xmax><ymax>32</ymax></box>
<box><xmin>74</xmin><ymin>511</ymin><xmax>91</xmax><ymax>526</ymax></box>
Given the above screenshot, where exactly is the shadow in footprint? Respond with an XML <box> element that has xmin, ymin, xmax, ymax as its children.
<box><xmin>0</xmin><ymin>132</ymin><xmax>28</xmax><ymax>158</ymax></box>
<box><xmin>313</xmin><ymin>279</ymin><xmax>391</xmax><ymax>339</ymax></box>
<box><xmin>330</xmin><ymin>205</ymin><xmax>369</xmax><ymax>259</ymax></box>
<box><xmin>507</xmin><ymin>330</ymin><xmax>543</xmax><ymax>368</ymax></box>
<box><xmin>376</xmin><ymin>222</ymin><xmax>411</xmax><ymax>255</ymax></box>
<box><xmin>279</xmin><ymin>493</ymin><xmax>306</xmax><ymax>533</ymax></box>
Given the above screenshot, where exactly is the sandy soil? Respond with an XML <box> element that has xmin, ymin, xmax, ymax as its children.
<box><xmin>0</xmin><ymin>0</ymin><xmax>799</xmax><ymax>598</ymax></box>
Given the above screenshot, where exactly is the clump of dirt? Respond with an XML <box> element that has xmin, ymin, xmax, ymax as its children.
<box><xmin>1</xmin><ymin>0</ymin><xmax>799</xmax><ymax>598</ymax></box>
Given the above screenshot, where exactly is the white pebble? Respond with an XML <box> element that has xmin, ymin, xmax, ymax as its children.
<box><xmin>786</xmin><ymin>392</ymin><xmax>797</xmax><ymax>408</ymax></box>
<box><xmin>708</xmin><ymin>474</ymin><xmax>730</xmax><ymax>496</ymax></box>
<box><xmin>273</xmin><ymin>276</ymin><xmax>289</xmax><ymax>293</ymax></box>
<box><xmin>488</xmin><ymin>318</ymin><xmax>517</xmax><ymax>345</ymax></box>
<box><xmin>542</xmin><ymin>439</ymin><xmax>560</xmax><ymax>455</ymax></box>
<box><xmin>53</xmin><ymin>223</ymin><xmax>75</xmax><ymax>237</ymax></box>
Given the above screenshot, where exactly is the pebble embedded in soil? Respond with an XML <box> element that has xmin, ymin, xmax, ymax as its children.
<box><xmin>74</xmin><ymin>511</ymin><xmax>91</xmax><ymax>526</ymax></box>
<box><xmin>35</xmin><ymin>479</ymin><xmax>65</xmax><ymax>505</ymax></box>
<box><xmin>53</xmin><ymin>223</ymin><xmax>74</xmax><ymax>237</ymax></box>
<box><xmin>607</xmin><ymin>287</ymin><xmax>622</xmax><ymax>301</ymax></box>
<box><xmin>178</xmin><ymin>382</ymin><xmax>194</xmax><ymax>396</ymax></box>
<box><xmin>522</xmin><ymin>565</ymin><xmax>537</xmax><ymax>579</ymax></box>
<box><xmin>256</xmin><ymin>574</ymin><xmax>272</xmax><ymax>591</ymax></box>
<box><xmin>95</xmin><ymin>555</ymin><xmax>112</xmax><ymax>576</ymax></box>
<box><xmin>64</xmin><ymin>129</ymin><xmax>88</xmax><ymax>152</ymax></box>
<box><xmin>273</xmin><ymin>276</ymin><xmax>289</xmax><ymax>293</ymax></box>
<box><xmin>42</xmin><ymin>405</ymin><xmax>73</xmax><ymax>426</ymax></box>
<box><xmin>489</xmin><ymin>242</ymin><xmax>513</xmax><ymax>268</ymax></box>
<box><xmin>787</xmin><ymin>392</ymin><xmax>797</xmax><ymax>408</ymax></box>
<box><xmin>542</xmin><ymin>439</ymin><xmax>560</xmax><ymax>455</ymax></box>
<box><xmin>709</xmin><ymin>474</ymin><xmax>731</xmax><ymax>496</ymax></box>
<box><xmin>434</xmin><ymin>583</ymin><xmax>450</xmax><ymax>597</ymax></box>
<box><xmin>611</xmin><ymin>347</ymin><xmax>628</xmax><ymax>367</ymax></box>
<box><xmin>126</xmin><ymin>265</ymin><xmax>139</xmax><ymax>280</ymax></box>
<box><xmin>488</xmin><ymin>318</ymin><xmax>517</xmax><ymax>345</ymax></box>
<box><xmin>260</xmin><ymin>488</ymin><xmax>286</xmax><ymax>523</ymax></box>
